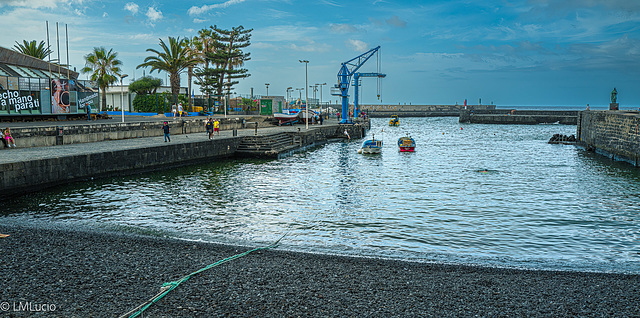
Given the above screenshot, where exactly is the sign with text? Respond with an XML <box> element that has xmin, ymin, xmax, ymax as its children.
<box><xmin>0</xmin><ymin>90</ymin><xmax>41</xmax><ymax>111</ymax></box>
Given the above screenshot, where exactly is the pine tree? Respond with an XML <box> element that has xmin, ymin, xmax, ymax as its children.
<box><xmin>195</xmin><ymin>25</ymin><xmax>252</xmax><ymax>106</ymax></box>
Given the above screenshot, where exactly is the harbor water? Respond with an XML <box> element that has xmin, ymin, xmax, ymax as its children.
<box><xmin>3</xmin><ymin>117</ymin><xmax>639</xmax><ymax>274</ymax></box>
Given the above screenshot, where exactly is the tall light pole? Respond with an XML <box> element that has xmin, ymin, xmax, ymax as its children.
<box><xmin>317</xmin><ymin>83</ymin><xmax>327</xmax><ymax>115</ymax></box>
<box><xmin>120</xmin><ymin>74</ymin><xmax>128</xmax><ymax>123</ymax></box>
<box><xmin>296</xmin><ymin>88</ymin><xmax>303</xmax><ymax>100</ymax></box>
<box><xmin>265</xmin><ymin>83</ymin><xmax>270</xmax><ymax>96</ymax></box>
<box><xmin>299</xmin><ymin>60</ymin><xmax>309</xmax><ymax>129</ymax></box>
<box><xmin>286</xmin><ymin>87</ymin><xmax>293</xmax><ymax>105</ymax></box>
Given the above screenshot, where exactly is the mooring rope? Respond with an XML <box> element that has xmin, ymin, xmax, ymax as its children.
<box><xmin>119</xmin><ymin>233</ymin><xmax>288</xmax><ymax>318</ymax></box>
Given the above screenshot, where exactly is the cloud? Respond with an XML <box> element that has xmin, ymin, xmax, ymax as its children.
<box><xmin>129</xmin><ymin>33</ymin><xmax>153</xmax><ymax>41</ymax></box>
<box><xmin>0</xmin><ymin>0</ymin><xmax>59</xmax><ymax>8</ymax></box>
<box><xmin>124</xmin><ymin>2</ymin><xmax>139</xmax><ymax>15</ymax></box>
<box><xmin>386</xmin><ymin>15</ymin><xmax>407</xmax><ymax>28</ymax></box>
<box><xmin>188</xmin><ymin>0</ymin><xmax>246</xmax><ymax>16</ymax></box>
<box><xmin>193</xmin><ymin>18</ymin><xmax>207</xmax><ymax>23</ymax></box>
<box><xmin>369</xmin><ymin>17</ymin><xmax>384</xmax><ymax>27</ymax></box>
<box><xmin>287</xmin><ymin>41</ymin><xmax>331</xmax><ymax>52</ymax></box>
<box><xmin>346</xmin><ymin>39</ymin><xmax>369</xmax><ymax>51</ymax></box>
<box><xmin>146</xmin><ymin>6</ymin><xmax>163</xmax><ymax>22</ymax></box>
<box><xmin>252</xmin><ymin>25</ymin><xmax>319</xmax><ymax>42</ymax></box>
<box><xmin>320</xmin><ymin>0</ymin><xmax>342</xmax><ymax>7</ymax></box>
<box><xmin>330</xmin><ymin>23</ymin><xmax>358</xmax><ymax>33</ymax></box>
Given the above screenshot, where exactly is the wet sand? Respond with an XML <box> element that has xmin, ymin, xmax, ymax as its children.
<box><xmin>1</xmin><ymin>224</ymin><xmax>638</xmax><ymax>317</ymax></box>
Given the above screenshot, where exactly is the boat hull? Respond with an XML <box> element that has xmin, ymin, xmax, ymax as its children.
<box><xmin>398</xmin><ymin>136</ymin><xmax>416</xmax><ymax>152</ymax></box>
<box><xmin>360</xmin><ymin>139</ymin><xmax>383</xmax><ymax>154</ymax></box>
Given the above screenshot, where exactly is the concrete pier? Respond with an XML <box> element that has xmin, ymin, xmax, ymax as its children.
<box><xmin>361</xmin><ymin>104</ymin><xmax>496</xmax><ymax>117</ymax></box>
<box><xmin>0</xmin><ymin>117</ymin><xmax>368</xmax><ymax>200</ymax></box>
<box><xmin>459</xmin><ymin>109</ymin><xmax>578</xmax><ymax>125</ymax></box>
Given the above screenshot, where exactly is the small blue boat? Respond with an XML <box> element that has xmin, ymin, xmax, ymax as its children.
<box><xmin>359</xmin><ymin>134</ymin><xmax>383</xmax><ymax>154</ymax></box>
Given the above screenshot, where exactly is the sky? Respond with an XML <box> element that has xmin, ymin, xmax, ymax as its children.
<box><xmin>0</xmin><ymin>0</ymin><xmax>639</xmax><ymax>107</ymax></box>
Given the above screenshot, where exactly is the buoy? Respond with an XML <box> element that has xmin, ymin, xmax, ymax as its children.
<box><xmin>357</xmin><ymin>149</ymin><xmax>362</xmax><ymax>154</ymax></box>
<box><xmin>461</xmin><ymin>127</ymin><xmax>463</xmax><ymax>130</ymax></box>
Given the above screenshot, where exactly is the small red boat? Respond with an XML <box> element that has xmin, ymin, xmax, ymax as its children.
<box><xmin>398</xmin><ymin>136</ymin><xmax>416</xmax><ymax>152</ymax></box>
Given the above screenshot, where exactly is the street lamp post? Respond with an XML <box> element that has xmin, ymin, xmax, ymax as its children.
<box><xmin>286</xmin><ymin>87</ymin><xmax>293</xmax><ymax>106</ymax></box>
<box><xmin>299</xmin><ymin>60</ymin><xmax>309</xmax><ymax>129</ymax></box>
<box><xmin>265</xmin><ymin>83</ymin><xmax>270</xmax><ymax>96</ymax></box>
<box><xmin>317</xmin><ymin>83</ymin><xmax>327</xmax><ymax>115</ymax></box>
<box><xmin>120</xmin><ymin>74</ymin><xmax>128</xmax><ymax>123</ymax></box>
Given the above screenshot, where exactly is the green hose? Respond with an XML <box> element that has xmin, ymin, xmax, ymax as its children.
<box><xmin>122</xmin><ymin>234</ymin><xmax>286</xmax><ymax>318</ymax></box>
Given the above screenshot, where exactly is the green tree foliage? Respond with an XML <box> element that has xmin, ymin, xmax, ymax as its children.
<box><xmin>195</xmin><ymin>25</ymin><xmax>252</xmax><ymax>103</ymax></box>
<box><xmin>13</xmin><ymin>40</ymin><xmax>52</xmax><ymax>59</ymax></box>
<box><xmin>128</xmin><ymin>76</ymin><xmax>162</xmax><ymax>95</ymax></box>
<box><xmin>137</xmin><ymin>37</ymin><xmax>199</xmax><ymax>105</ymax></box>
<box><xmin>81</xmin><ymin>47</ymin><xmax>123</xmax><ymax>111</ymax></box>
<box><xmin>193</xmin><ymin>28</ymin><xmax>218</xmax><ymax>96</ymax></box>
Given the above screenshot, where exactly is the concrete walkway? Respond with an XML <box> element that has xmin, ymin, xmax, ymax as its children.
<box><xmin>0</xmin><ymin>116</ymin><xmax>340</xmax><ymax>165</ymax></box>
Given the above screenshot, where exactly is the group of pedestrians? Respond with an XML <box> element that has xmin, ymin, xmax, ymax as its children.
<box><xmin>172</xmin><ymin>103</ymin><xmax>185</xmax><ymax>119</ymax></box>
<box><xmin>161</xmin><ymin>117</ymin><xmax>220</xmax><ymax>143</ymax></box>
<box><xmin>205</xmin><ymin>118</ymin><xmax>220</xmax><ymax>139</ymax></box>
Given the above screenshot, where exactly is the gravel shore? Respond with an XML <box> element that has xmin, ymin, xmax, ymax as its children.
<box><xmin>1</xmin><ymin>223</ymin><xmax>638</xmax><ymax>317</ymax></box>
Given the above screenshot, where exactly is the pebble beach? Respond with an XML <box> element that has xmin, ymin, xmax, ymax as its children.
<box><xmin>1</xmin><ymin>223</ymin><xmax>638</xmax><ymax>317</ymax></box>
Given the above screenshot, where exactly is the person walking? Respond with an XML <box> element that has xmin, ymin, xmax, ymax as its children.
<box><xmin>178</xmin><ymin>103</ymin><xmax>183</xmax><ymax>119</ymax></box>
<box><xmin>205</xmin><ymin>118</ymin><xmax>214</xmax><ymax>139</ymax></box>
<box><xmin>162</xmin><ymin>122</ymin><xmax>171</xmax><ymax>142</ymax></box>
<box><xmin>172</xmin><ymin>104</ymin><xmax>177</xmax><ymax>119</ymax></box>
<box><xmin>213</xmin><ymin>118</ymin><xmax>220</xmax><ymax>136</ymax></box>
<box><xmin>319</xmin><ymin>113</ymin><xmax>324</xmax><ymax>125</ymax></box>
<box><xmin>86</xmin><ymin>103</ymin><xmax>92</xmax><ymax>121</ymax></box>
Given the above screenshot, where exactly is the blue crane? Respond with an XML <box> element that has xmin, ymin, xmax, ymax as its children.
<box><xmin>332</xmin><ymin>46</ymin><xmax>384</xmax><ymax>124</ymax></box>
<box><xmin>353</xmin><ymin>72</ymin><xmax>386</xmax><ymax>118</ymax></box>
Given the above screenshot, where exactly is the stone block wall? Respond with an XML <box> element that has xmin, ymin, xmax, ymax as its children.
<box><xmin>361</xmin><ymin>104</ymin><xmax>495</xmax><ymax>118</ymax></box>
<box><xmin>0</xmin><ymin>137</ymin><xmax>239</xmax><ymax>199</ymax></box>
<box><xmin>459</xmin><ymin>109</ymin><xmax>578</xmax><ymax>124</ymax></box>
<box><xmin>3</xmin><ymin>116</ymin><xmax>269</xmax><ymax>150</ymax></box>
<box><xmin>577</xmin><ymin>110</ymin><xmax>640</xmax><ymax>166</ymax></box>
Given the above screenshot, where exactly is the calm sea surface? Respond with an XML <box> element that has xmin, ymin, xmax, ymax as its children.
<box><xmin>3</xmin><ymin>117</ymin><xmax>640</xmax><ymax>273</ymax></box>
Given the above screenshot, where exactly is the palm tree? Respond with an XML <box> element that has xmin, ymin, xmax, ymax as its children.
<box><xmin>14</xmin><ymin>40</ymin><xmax>52</xmax><ymax>59</ymax></box>
<box><xmin>185</xmin><ymin>37</ymin><xmax>204</xmax><ymax>111</ymax></box>
<box><xmin>137</xmin><ymin>37</ymin><xmax>200</xmax><ymax>105</ymax></box>
<box><xmin>81</xmin><ymin>47</ymin><xmax>123</xmax><ymax>111</ymax></box>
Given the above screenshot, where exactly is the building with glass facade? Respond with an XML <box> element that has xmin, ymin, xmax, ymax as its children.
<box><xmin>0</xmin><ymin>46</ymin><xmax>98</xmax><ymax>118</ymax></box>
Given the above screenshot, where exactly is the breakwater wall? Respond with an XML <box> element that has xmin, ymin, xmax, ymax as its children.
<box><xmin>360</xmin><ymin>104</ymin><xmax>495</xmax><ymax>117</ymax></box>
<box><xmin>577</xmin><ymin>110</ymin><xmax>640</xmax><ymax>166</ymax></box>
<box><xmin>0</xmin><ymin>123</ymin><xmax>366</xmax><ymax>199</ymax></box>
<box><xmin>2</xmin><ymin>116</ymin><xmax>268</xmax><ymax>150</ymax></box>
<box><xmin>459</xmin><ymin>109</ymin><xmax>578</xmax><ymax>124</ymax></box>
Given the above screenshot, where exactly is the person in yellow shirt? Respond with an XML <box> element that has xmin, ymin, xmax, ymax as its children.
<box><xmin>213</xmin><ymin>118</ymin><xmax>220</xmax><ymax>136</ymax></box>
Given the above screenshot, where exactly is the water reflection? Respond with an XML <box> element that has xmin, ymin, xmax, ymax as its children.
<box><xmin>2</xmin><ymin>117</ymin><xmax>640</xmax><ymax>273</ymax></box>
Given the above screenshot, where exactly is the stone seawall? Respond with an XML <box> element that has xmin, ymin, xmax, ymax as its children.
<box><xmin>459</xmin><ymin>109</ymin><xmax>578</xmax><ymax>124</ymax></box>
<box><xmin>577</xmin><ymin>110</ymin><xmax>640</xmax><ymax>166</ymax></box>
<box><xmin>0</xmin><ymin>122</ymin><xmax>368</xmax><ymax>199</ymax></box>
<box><xmin>1</xmin><ymin>138</ymin><xmax>240</xmax><ymax>199</ymax></box>
<box><xmin>360</xmin><ymin>104</ymin><xmax>495</xmax><ymax>117</ymax></box>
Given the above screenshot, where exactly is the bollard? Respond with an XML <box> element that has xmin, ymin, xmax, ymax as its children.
<box><xmin>254</xmin><ymin>122</ymin><xmax>258</xmax><ymax>136</ymax></box>
<box><xmin>55</xmin><ymin>126</ymin><xmax>64</xmax><ymax>145</ymax></box>
<box><xmin>233</xmin><ymin>129</ymin><xmax>237</xmax><ymax>136</ymax></box>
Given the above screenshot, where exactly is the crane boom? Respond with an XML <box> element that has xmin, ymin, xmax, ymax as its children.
<box><xmin>334</xmin><ymin>46</ymin><xmax>382</xmax><ymax>124</ymax></box>
<box><xmin>353</xmin><ymin>72</ymin><xmax>386</xmax><ymax>118</ymax></box>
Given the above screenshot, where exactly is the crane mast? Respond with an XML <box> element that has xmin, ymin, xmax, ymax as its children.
<box><xmin>333</xmin><ymin>46</ymin><xmax>384</xmax><ymax>124</ymax></box>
